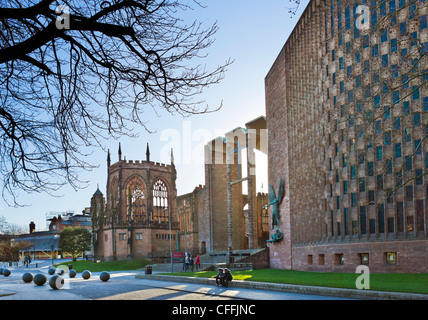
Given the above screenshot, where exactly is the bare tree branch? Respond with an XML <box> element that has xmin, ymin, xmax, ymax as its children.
<box><xmin>0</xmin><ymin>0</ymin><xmax>232</xmax><ymax>206</ymax></box>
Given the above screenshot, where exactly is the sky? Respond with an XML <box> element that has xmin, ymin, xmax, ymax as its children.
<box><xmin>0</xmin><ymin>0</ymin><xmax>308</xmax><ymax>231</ymax></box>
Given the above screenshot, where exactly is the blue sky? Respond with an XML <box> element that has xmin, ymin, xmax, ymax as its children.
<box><xmin>0</xmin><ymin>1</ymin><xmax>307</xmax><ymax>231</ymax></box>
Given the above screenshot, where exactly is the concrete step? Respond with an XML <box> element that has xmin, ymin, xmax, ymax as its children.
<box><xmin>146</xmin><ymin>248</ymin><xmax>268</xmax><ymax>273</ymax></box>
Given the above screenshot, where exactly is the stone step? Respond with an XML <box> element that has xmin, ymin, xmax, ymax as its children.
<box><xmin>146</xmin><ymin>248</ymin><xmax>268</xmax><ymax>273</ymax></box>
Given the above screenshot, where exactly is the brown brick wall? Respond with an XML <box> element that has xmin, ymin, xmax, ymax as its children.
<box><xmin>265</xmin><ymin>43</ymin><xmax>293</xmax><ymax>269</ymax></box>
<box><xmin>203</xmin><ymin>139</ymin><xmax>246</xmax><ymax>251</ymax></box>
<box><xmin>265</xmin><ymin>0</ymin><xmax>428</xmax><ymax>272</ymax></box>
<box><xmin>292</xmin><ymin>240</ymin><xmax>428</xmax><ymax>273</ymax></box>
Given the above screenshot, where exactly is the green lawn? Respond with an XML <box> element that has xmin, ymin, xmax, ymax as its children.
<box><xmin>55</xmin><ymin>258</ymin><xmax>151</xmax><ymax>273</ymax></box>
<box><xmin>163</xmin><ymin>269</ymin><xmax>428</xmax><ymax>295</ymax></box>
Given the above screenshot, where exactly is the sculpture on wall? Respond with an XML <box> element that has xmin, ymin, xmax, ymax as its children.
<box><xmin>264</xmin><ymin>178</ymin><xmax>284</xmax><ymax>243</ymax></box>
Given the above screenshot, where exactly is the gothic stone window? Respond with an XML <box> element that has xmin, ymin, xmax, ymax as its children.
<box><xmin>126</xmin><ymin>176</ymin><xmax>147</xmax><ymax>222</ymax></box>
<box><xmin>109</xmin><ymin>177</ymin><xmax>119</xmax><ymax>220</ymax></box>
<box><xmin>153</xmin><ymin>179</ymin><xmax>169</xmax><ymax>222</ymax></box>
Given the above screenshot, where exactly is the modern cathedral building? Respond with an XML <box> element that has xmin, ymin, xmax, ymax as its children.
<box><xmin>265</xmin><ymin>0</ymin><xmax>428</xmax><ymax>272</ymax></box>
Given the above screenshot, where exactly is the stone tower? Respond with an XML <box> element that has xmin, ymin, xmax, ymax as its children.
<box><xmin>93</xmin><ymin>143</ymin><xmax>178</xmax><ymax>261</ymax></box>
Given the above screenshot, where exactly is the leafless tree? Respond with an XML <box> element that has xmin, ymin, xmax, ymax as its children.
<box><xmin>0</xmin><ymin>238</ymin><xmax>32</xmax><ymax>261</ymax></box>
<box><xmin>0</xmin><ymin>0</ymin><xmax>231</xmax><ymax>206</ymax></box>
<box><xmin>0</xmin><ymin>215</ymin><xmax>27</xmax><ymax>234</ymax></box>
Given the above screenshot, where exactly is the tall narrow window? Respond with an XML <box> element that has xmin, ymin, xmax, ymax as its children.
<box><xmin>369</xmin><ymin>190</ymin><xmax>375</xmax><ymax>204</ymax></box>
<box><xmin>390</xmin><ymin>38</ymin><xmax>397</xmax><ymax>52</ymax></box>
<box><xmin>359</xmin><ymin>178</ymin><xmax>366</xmax><ymax>192</ymax></box>
<box><xmin>388</xmin><ymin>217</ymin><xmax>394</xmax><ymax>233</ymax></box>
<box><xmin>417</xmin><ymin>200</ymin><xmax>425</xmax><ymax>232</ymax></box>
<box><xmin>372</xmin><ymin>44</ymin><xmax>379</xmax><ymax>57</ymax></box>
<box><xmin>344</xmin><ymin>208</ymin><xmax>349</xmax><ymax>235</ymax></box>
<box><xmin>376</xmin><ymin>146</ymin><xmax>383</xmax><ymax>161</ymax></box>
<box><xmin>386</xmin><ymin>159</ymin><xmax>393</xmax><ymax>174</ymax></box>
<box><xmin>394</xmin><ymin>143</ymin><xmax>402</xmax><ymax>158</ymax></box>
<box><xmin>351</xmin><ymin>165</ymin><xmax>357</xmax><ymax>180</ymax></box>
<box><xmin>351</xmin><ymin>193</ymin><xmax>357</xmax><ymax>207</ymax></box>
<box><xmin>382</xmin><ymin>54</ymin><xmax>389</xmax><ymax>68</ymax></box>
<box><xmin>377</xmin><ymin>175</ymin><xmax>383</xmax><ymax>190</ymax></box>
<box><xmin>423</xmin><ymin>97</ymin><xmax>428</xmax><ymax>111</ymax></box>
<box><xmin>360</xmin><ymin>206</ymin><xmax>367</xmax><ymax>234</ymax></box>
<box><xmin>405</xmin><ymin>185</ymin><xmax>413</xmax><ymax>201</ymax></box>
<box><xmin>393</xmin><ymin>117</ymin><xmax>401</xmax><ymax>130</ymax></box>
<box><xmin>125</xmin><ymin>176</ymin><xmax>146</xmax><ymax>222</ymax></box>
<box><xmin>421</xmin><ymin>15</ymin><xmax>428</xmax><ymax>30</ymax></box>
<box><xmin>368</xmin><ymin>162</ymin><xmax>374</xmax><ymax>176</ymax></box>
<box><xmin>153</xmin><ymin>180</ymin><xmax>169</xmax><ymax>222</ymax></box>
<box><xmin>381</xmin><ymin>29</ymin><xmax>388</xmax><ymax>42</ymax></box>
<box><xmin>345</xmin><ymin>6</ymin><xmax>351</xmax><ymax>30</ymax></box>
<box><xmin>397</xmin><ymin>202</ymin><xmax>404</xmax><ymax>232</ymax></box>
<box><xmin>384</xmin><ymin>132</ymin><xmax>391</xmax><ymax>145</ymax></box>
<box><xmin>378</xmin><ymin>204</ymin><xmax>385</xmax><ymax>233</ymax></box>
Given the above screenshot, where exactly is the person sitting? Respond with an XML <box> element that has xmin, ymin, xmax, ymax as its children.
<box><xmin>222</xmin><ymin>268</ymin><xmax>233</xmax><ymax>287</ymax></box>
<box><xmin>214</xmin><ymin>268</ymin><xmax>224</xmax><ymax>286</ymax></box>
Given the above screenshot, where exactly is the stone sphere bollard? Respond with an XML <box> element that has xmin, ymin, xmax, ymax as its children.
<box><xmin>33</xmin><ymin>274</ymin><xmax>47</xmax><ymax>286</ymax></box>
<box><xmin>69</xmin><ymin>269</ymin><xmax>77</xmax><ymax>278</ymax></box>
<box><xmin>0</xmin><ymin>268</ymin><xmax>3</xmax><ymax>275</ymax></box>
<box><xmin>99</xmin><ymin>271</ymin><xmax>110</xmax><ymax>282</ymax></box>
<box><xmin>22</xmin><ymin>272</ymin><xmax>34</xmax><ymax>283</ymax></box>
<box><xmin>3</xmin><ymin>269</ymin><xmax>11</xmax><ymax>277</ymax></box>
<box><xmin>48</xmin><ymin>267</ymin><xmax>56</xmax><ymax>275</ymax></box>
<box><xmin>49</xmin><ymin>275</ymin><xmax>64</xmax><ymax>290</ymax></box>
<box><xmin>82</xmin><ymin>270</ymin><xmax>91</xmax><ymax>280</ymax></box>
<box><xmin>57</xmin><ymin>269</ymin><xmax>65</xmax><ymax>275</ymax></box>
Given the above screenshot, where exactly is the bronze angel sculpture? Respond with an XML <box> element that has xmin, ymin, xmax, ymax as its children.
<box><xmin>263</xmin><ymin>178</ymin><xmax>284</xmax><ymax>243</ymax></box>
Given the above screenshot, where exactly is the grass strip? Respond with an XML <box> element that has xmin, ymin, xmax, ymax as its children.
<box><xmin>162</xmin><ymin>268</ymin><xmax>428</xmax><ymax>295</ymax></box>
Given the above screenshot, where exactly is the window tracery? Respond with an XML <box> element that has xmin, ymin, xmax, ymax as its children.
<box><xmin>152</xmin><ymin>179</ymin><xmax>169</xmax><ymax>222</ymax></box>
<box><xmin>126</xmin><ymin>176</ymin><xmax>147</xmax><ymax>221</ymax></box>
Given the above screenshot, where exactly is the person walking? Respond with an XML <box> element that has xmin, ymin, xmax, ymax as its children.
<box><xmin>184</xmin><ymin>252</ymin><xmax>190</xmax><ymax>271</ymax></box>
<box><xmin>195</xmin><ymin>255</ymin><xmax>200</xmax><ymax>270</ymax></box>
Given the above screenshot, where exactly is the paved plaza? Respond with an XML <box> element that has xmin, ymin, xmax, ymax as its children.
<box><xmin>3</xmin><ymin>259</ymin><xmax>427</xmax><ymax>303</ymax></box>
<box><xmin>0</xmin><ymin>259</ymin><xmax>345</xmax><ymax>301</ymax></box>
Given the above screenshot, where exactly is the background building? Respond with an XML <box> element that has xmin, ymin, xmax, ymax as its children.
<box><xmin>265</xmin><ymin>0</ymin><xmax>428</xmax><ymax>272</ymax></box>
<box><xmin>48</xmin><ymin>211</ymin><xmax>92</xmax><ymax>232</ymax></box>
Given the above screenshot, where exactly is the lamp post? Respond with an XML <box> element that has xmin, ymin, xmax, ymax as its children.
<box><xmin>261</xmin><ymin>183</ymin><xmax>264</xmax><ymax>232</ymax></box>
<box><xmin>168</xmin><ymin>205</ymin><xmax>173</xmax><ymax>273</ymax></box>
<box><xmin>184</xmin><ymin>200</ymin><xmax>187</xmax><ymax>255</ymax></box>
<box><xmin>51</xmin><ymin>234</ymin><xmax>59</xmax><ymax>266</ymax></box>
<box><xmin>164</xmin><ymin>206</ymin><xmax>173</xmax><ymax>273</ymax></box>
